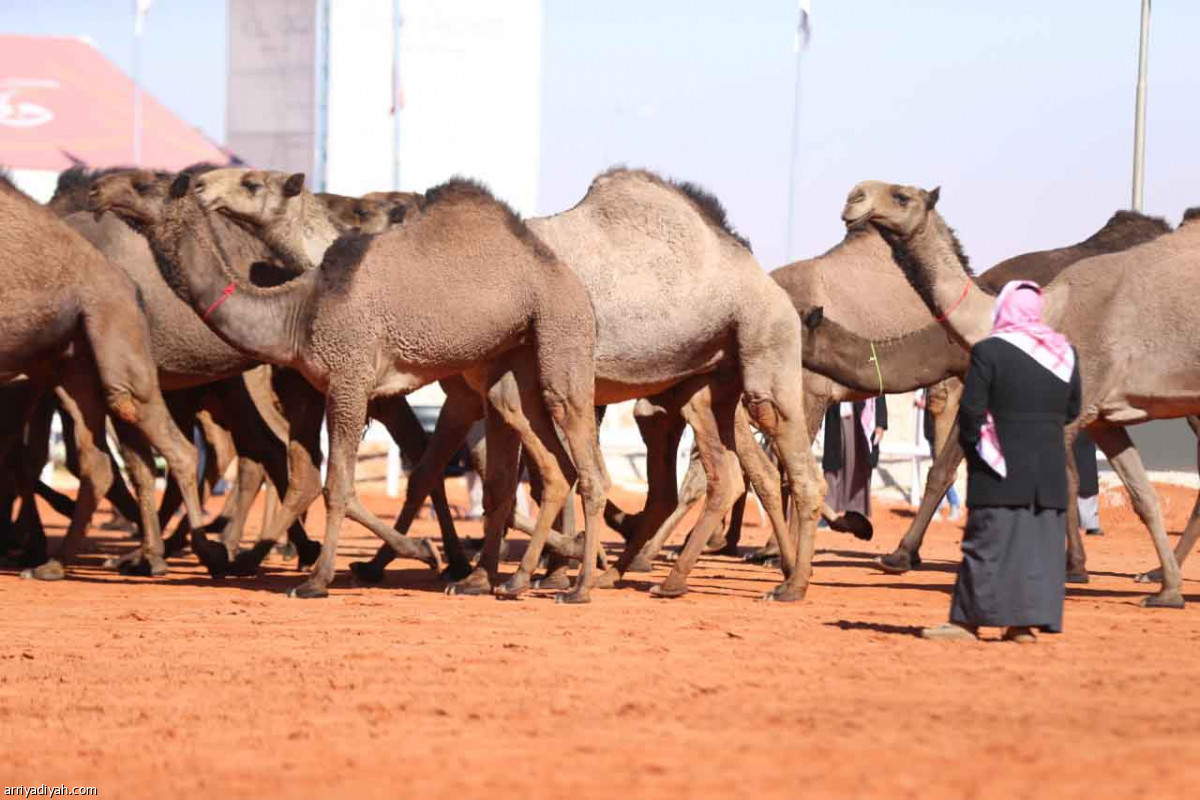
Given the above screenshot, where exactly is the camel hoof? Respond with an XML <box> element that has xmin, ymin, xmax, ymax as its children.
<box><xmin>418</xmin><ymin>539</ymin><xmax>442</xmax><ymax>573</ymax></box>
<box><xmin>1134</xmin><ymin>568</ymin><xmax>1163</xmax><ymax>584</ymax></box>
<box><xmin>163</xmin><ymin>533</ymin><xmax>190</xmax><ymax>558</ymax></box>
<box><xmin>830</xmin><ymin>512</ymin><xmax>874</xmax><ymax>541</ymax></box>
<box><xmin>350</xmin><ymin>560</ymin><xmax>386</xmax><ymax>585</ymax></box>
<box><xmin>625</xmin><ymin>555</ymin><xmax>655</xmax><ymax>573</ymax></box>
<box><xmin>191</xmin><ymin>537</ymin><xmax>230</xmax><ymax>580</ymax></box>
<box><xmin>1065</xmin><ymin>570</ymin><xmax>1090</xmax><ymax>584</ymax></box>
<box><xmin>440</xmin><ymin>560</ymin><xmax>474</xmax><ymax>583</ymax></box>
<box><xmin>226</xmin><ymin>550</ymin><xmax>263</xmax><ymax>578</ymax></box>
<box><xmin>286</xmin><ymin>582</ymin><xmax>330</xmax><ymax>599</ymax></box>
<box><xmin>20</xmin><ymin>559</ymin><xmax>66</xmax><ymax>581</ymax></box>
<box><xmin>554</xmin><ymin>589</ymin><xmax>591</xmax><ymax>605</ymax></box>
<box><xmin>1140</xmin><ymin>590</ymin><xmax>1185</xmax><ymax>609</ymax></box>
<box><xmin>705</xmin><ymin>541</ymin><xmax>741</xmax><ymax>558</ymax></box>
<box><xmin>743</xmin><ymin>546</ymin><xmax>779</xmax><ymax>565</ymax></box>
<box><xmin>762</xmin><ymin>582</ymin><xmax>806</xmax><ymax>603</ymax></box>
<box><xmin>117</xmin><ymin>552</ymin><xmax>168</xmax><ymax>577</ymax></box>
<box><xmin>274</xmin><ymin>541</ymin><xmax>299</xmax><ymax>560</ymax></box>
<box><xmin>493</xmin><ymin>571</ymin><xmax>531</xmax><ymax>599</ymax></box>
<box><xmin>531</xmin><ymin>569</ymin><xmax>571</xmax><ymax>591</ymax></box>
<box><xmin>295</xmin><ymin>539</ymin><xmax>322</xmax><ymax>570</ymax></box>
<box><xmin>875</xmin><ymin>551</ymin><xmax>914</xmax><ymax>575</ymax></box>
<box><xmin>445</xmin><ymin>569</ymin><xmax>493</xmax><ymax>596</ymax></box>
<box><xmin>649</xmin><ymin>582</ymin><xmax>688</xmax><ymax>599</ymax></box>
<box><xmin>593</xmin><ymin>568</ymin><xmax>619</xmax><ymax>590</ymax></box>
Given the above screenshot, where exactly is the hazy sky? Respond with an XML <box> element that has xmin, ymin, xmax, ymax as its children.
<box><xmin>4</xmin><ymin>0</ymin><xmax>1198</xmax><ymax>271</ymax></box>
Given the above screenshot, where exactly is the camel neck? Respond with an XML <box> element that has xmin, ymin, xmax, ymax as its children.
<box><xmin>889</xmin><ymin>216</ymin><xmax>993</xmax><ymax>347</ymax></box>
<box><xmin>146</xmin><ymin>200</ymin><xmax>314</xmax><ymax>367</ymax></box>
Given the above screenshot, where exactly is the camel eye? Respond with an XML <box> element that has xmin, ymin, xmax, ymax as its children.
<box><xmin>133</xmin><ymin>181</ymin><xmax>152</xmax><ymax>195</ymax></box>
<box><xmin>355</xmin><ymin>208</ymin><xmax>369</xmax><ymax>219</ymax></box>
<box><xmin>243</xmin><ymin>181</ymin><xmax>261</xmax><ymax>195</ymax></box>
<box><xmin>893</xmin><ymin>192</ymin><xmax>910</xmax><ymax>207</ymax></box>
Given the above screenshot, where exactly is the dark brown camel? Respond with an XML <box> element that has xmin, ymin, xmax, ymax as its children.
<box><xmin>0</xmin><ymin>172</ymin><xmax>209</xmax><ymax>580</ymax></box>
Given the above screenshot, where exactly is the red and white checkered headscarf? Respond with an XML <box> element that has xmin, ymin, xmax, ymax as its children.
<box><xmin>976</xmin><ymin>281</ymin><xmax>1074</xmax><ymax>478</ymax></box>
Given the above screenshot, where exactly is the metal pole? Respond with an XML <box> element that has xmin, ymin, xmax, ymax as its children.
<box><xmin>133</xmin><ymin>31</ymin><xmax>142</xmax><ymax>165</ymax></box>
<box><xmin>784</xmin><ymin>40</ymin><xmax>803</xmax><ymax>261</ymax></box>
<box><xmin>392</xmin><ymin>0</ymin><xmax>402</xmax><ymax>191</ymax></box>
<box><xmin>314</xmin><ymin>0</ymin><xmax>331</xmax><ymax>191</ymax></box>
<box><xmin>1131</xmin><ymin>0</ymin><xmax>1151</xmax><ymax>211</ymax></box>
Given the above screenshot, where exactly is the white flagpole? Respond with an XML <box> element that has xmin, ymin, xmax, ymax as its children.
<box><xmin>1131</xmin><ymin>0</ymin><xmax>1151</xmax><ymax>212</ymax></box>
<box><xmin>132</xmin><ymin>0</ymin><xmax>154</xmax><ymax>165</ymax></box>
<box><xmin>133</xmin><ymin>37</ymin><xmax>142</xmax><ymax>165</ymax></box>
<box><xmin>784</xmin><ymin>1</ymin><xmax>810</xmax><ymax>262</ymax></box>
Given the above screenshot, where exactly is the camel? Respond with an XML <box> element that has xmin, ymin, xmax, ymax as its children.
<box><xmin>0</xmin><ymin>172</ymin><xmax>209</xmax><ymax>580</ymax></box>
<box><xmin>847</xmin><ymin>179</ymin><xmax>1198</xmax><ymax>608</ymax></box>
<box><xmin>315</xmin><ymin>192</ymin><xmax>410</xmax><ymax>234</ymax></box>
<box><xmin>89</xmin><ymin>167</ymin><xmax>468</xmax><ymax>579</ymax></box>
<box><xmin>114</xmin><ymin>172</ymin><xmax>613</xmax><ymax>602</ymax></box>
<box><xmin>196</xmin><ymin>166</ymin><xmax>820</xmax><ymax>601</ymax></box>
<box><xmin>794</xmin><ymin>210</ymin><xmax>1180</xmax><ymax>575</ymax></box>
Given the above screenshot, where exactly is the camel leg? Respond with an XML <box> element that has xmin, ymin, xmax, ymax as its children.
<box><xmin>877</xmin><ymin>433</ymin><xmax>964</xmax><ymax>574</ymax></box>
<box><xmin>225</xmin><ymin>371</ymin><xmax>326</xmax><ymax>576</ymax></box>
<box><xmin>730</xmin><ymin>404</ymin><xmax>790</xmax><ymax>572</ymax></box>
<box><xmin>107</xmin><ymin>423</ymin><xmax>172</xmax><ymax>576</ymax></box>
<box><xmin>22</xmin><ymin>369</ymin><xmax>114</xmax><ymax>580</ymax></box>
<box><xmin>287</xmin><ymin>381</ymin><xmax>374</xmax><ymax>598</ymax></box>
<box><xmin>370</xmin><ymin>395</ymin><xmax>467</xmax><ymax>573</ymax></box>
<box><xmin>618</xmin><ymin>396</ymin><xmax>689</xmax><ymax>572</ymax></box>
<box><xmin>627</xmin><ymin>446</ymin><xmax>697</xmax><ymax>571</ymax></box>
<box><xmin>651</xmin><ymin>382</ymin><xmax>742</xmax><ymax>597</ymax></box>
<box><xmin>220</xmin><ymin>458</ymin><xmax>267</xmax><ymax>557</ymax></box>
<box><xmin>749</xmin><ymin>375</ymin><xmax>822</xmax><ymax>603</ymax></box>
<box><xmin>447</xmin><ymin>407</ymin><xmax>521</xmax><ymax>596</ymax></box>
<box><xmin>491</xmin><ymin>368</ymin><xmax>577</xmax><ymax>598</ymax></box>
<box><xmin>1089</xmin><ymin>426</ymin><xmax>1184</xmax><ymax>608</ymax></box>
<box><xmin>350</xmin><ymin>387</ymin><xmax>484</xmax><ymax>585</ymax></box>
<box><xmin>1137</xmin><ymin>425</ymin><xmax>1200</xmax><ymax>582</ymax></box>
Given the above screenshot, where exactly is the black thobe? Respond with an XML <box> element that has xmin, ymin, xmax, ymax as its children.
<box><xmin>952</xmin><ymin>338</ymin><xmax>1081</xmax><ymax>630</ymax></box>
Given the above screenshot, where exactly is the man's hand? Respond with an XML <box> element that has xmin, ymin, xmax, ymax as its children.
<box><xmin>872</xmin><ymin>427</ymin><xmax>885</xmax><ymax>447</ymax></box>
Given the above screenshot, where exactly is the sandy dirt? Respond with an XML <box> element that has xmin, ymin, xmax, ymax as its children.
<box><xmin>2</xmin><ymin>480</ymin><xmax>1199</xmax><ymax>800</ymax></box>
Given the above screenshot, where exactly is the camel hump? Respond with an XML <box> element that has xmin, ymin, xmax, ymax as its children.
<box><xmin>1182</xmin><ymin>207</ymin><xmax>1200</xmax><ymax>226</ymax></box>
<box><xmin>423</xmin><ymin>176</ymin><xmax>559</xmax><ymax>264</ymax></box>
<box><xmin>586</xmin><ymin>167</ymin><xmax>752</xmax><ymax>252</ymax></box>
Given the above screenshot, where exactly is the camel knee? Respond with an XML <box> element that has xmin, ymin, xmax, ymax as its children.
<box><xmin>744</xmin><ymin>397</ymin><xmax>781</xmax><ymax>436</ymax></box>
<box><xmin>78</xmin><ymin>449</ymin><xmax>114</xmax><ymax>501</ymax></box>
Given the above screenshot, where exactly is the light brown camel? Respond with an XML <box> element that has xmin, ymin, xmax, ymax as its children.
<box><xmin>0</xmin><ymin>172</ymin><xmax>209</xmax><ymax>580</ymax></box>
<box><xmin>89</xmin><ymin>168</ymin><xmax>464</xmax><ymax>578</ymax></box>
<box><xmin>127</xmin><ymin>172</ymin><xmax>614</xmax><ymax>602</ymax></box>
<box><xmin>315</xmin><ymin>192</ymin><xmax>412</xmax><ymax>234</ymax></box>
<box><xmin>848</xmin><ymin>180</ymin><xmax>1197</xmax><ymax>608</ymax></box>
<box><xmin>198</xmin><ymin>167</ymin><xmax>820</xmax><ymax>601</ymax></box>
<box><xmin>793</xmin><ymin>209</ymin><xmax>1180</xmax><ymax>575</ymax></box>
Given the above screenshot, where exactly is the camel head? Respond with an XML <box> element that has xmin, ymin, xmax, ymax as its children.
<box><xmin>316</xmin><ymin>193</ymin><xmax>396</xmax><ymax>234</ymax></box>
<box><xmin>361</xmin><ymin>191</ymin><xmax>423</xmax><ymax>227</ymax></box>
<box><xmin>89</xmin><ymin>169</ymin><xmax>173</xmax><ymax>228</ymax></box>
<box><xmin>192</xmin><ymin>168</ymin><xmax>306</xmax><ymax>231</ymax></box>
<box><xmin>841</xmin><ymin>180</ymin><xmax>941</xmax><ymax>238</ymax></box>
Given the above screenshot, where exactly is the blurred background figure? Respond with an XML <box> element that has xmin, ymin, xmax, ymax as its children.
<box><xmin>822</xmin><ymin>398</ymin><xmax>886</xmax><ymax>541</ymax></box>
<box><xmin>1075</xmin><ymin>430</ymin><xmax>1102</xmax><ymax>536</ymax></box>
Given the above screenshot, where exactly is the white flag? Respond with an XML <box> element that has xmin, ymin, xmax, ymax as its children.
<box><xmin>134</xmin><ymin>0</ymin><xmax>155</xmax><ymax>36</ymax></box>
<box><xmin>795</xmin><ymin>0</ymin><xmax>811</xmax><ymax>51</ymax></box>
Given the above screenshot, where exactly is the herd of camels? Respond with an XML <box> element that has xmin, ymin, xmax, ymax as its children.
<box><xmin>1</xmin><ymin>160</ymin><xmax>1197</xmax><ymax>609</ymax></box>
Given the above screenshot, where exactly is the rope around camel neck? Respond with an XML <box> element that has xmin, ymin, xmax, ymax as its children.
<box><xmin>935</xmin><ymin>279</ymin><xmax>971</xmax><ymax>323</ymax></box>
<box><xmin>203</xmin><ymin>281</ymin><xmax>237</xmax><ymax>321</ymax></box>
<box><xmin>869</xmin><ymin>341</ymin><xmax>884</xmax><ymax>395</ymax></box>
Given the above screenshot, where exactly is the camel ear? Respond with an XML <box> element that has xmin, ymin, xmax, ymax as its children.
<box><xmin>388</xmin><ymin>205</ymin><xmax>408</xmax><ymax>225</ymax></box>
<box><xmin>927</xmin><ymin>186</ymin><xmax>941</xmax><ymax>209</ymax></box>
<box><xmin>169</xmin><ymin>173</ymin><xmax>191</xmax><ymax>199</ymax></box>
<box><xmin>283</xmin><ymin>173</ymin><xmax>305</xmax><ymax>198</ymax></box>
<box><xmin>804</xmin><ymin>306</ymin><xmax>824</xmax><ymax>330</ymax></box>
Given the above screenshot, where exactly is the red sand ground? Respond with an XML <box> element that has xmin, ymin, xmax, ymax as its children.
<box><xmin>2</xmin><ymin>481</ymin><xmax>1199</xmax><ymax>799</ymax></box>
